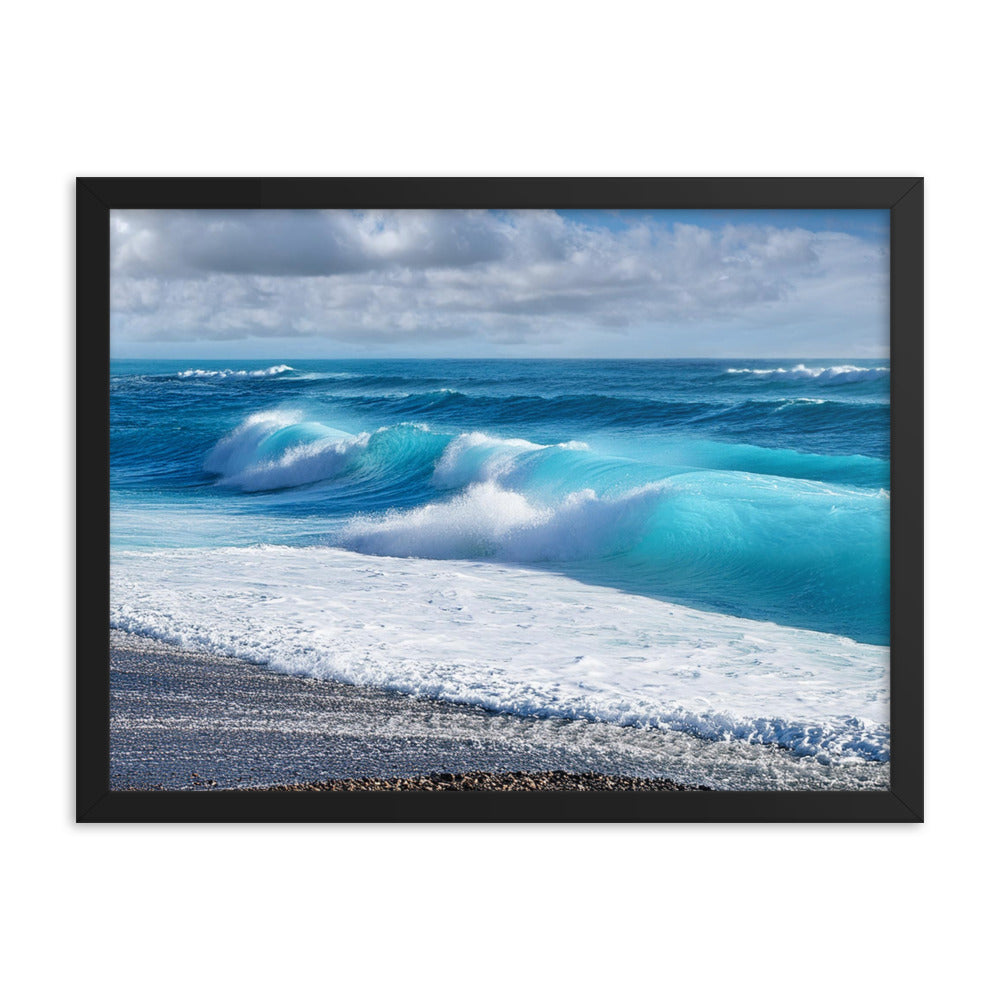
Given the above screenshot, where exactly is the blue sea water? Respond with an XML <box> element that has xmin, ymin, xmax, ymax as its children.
<box><xmin>111</xmin><ymin>358</ymin><xmax>889</xmax><ymax>645</ymax></box>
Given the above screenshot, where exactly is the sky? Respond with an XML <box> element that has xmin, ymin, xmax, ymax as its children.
<box><xmin>110</xmin><ymin>208</ymin><xmax>890</xmax><ymax>359</ymax></box>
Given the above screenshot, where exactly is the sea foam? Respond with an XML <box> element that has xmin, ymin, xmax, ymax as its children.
<box><xmin>340</xmin><ymin>479</ymin><xmax>668</xmax><ymax>561</ymax></box>
<box><xmin>726</xmin><ymin>363</ymin><xmax>888</xmax><ymax>384</ymax></box>
<box><xmin>111</xmin><ymin>546</ymin><xmax>890</xmax><ymax>763</ymax></box>
<box><xmin>177</xmin><ymin>364</ymin><xmax>294</xmax><ymax>378</ymax></box>
<box><xmin>203</xmin><ymin>411</ymin><xmax>373</xmax><ymax>490</ymax></box>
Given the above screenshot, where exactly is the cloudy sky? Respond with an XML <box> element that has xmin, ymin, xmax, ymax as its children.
<box><xmin>110</xmin><ymin>208</ymin><xmax>889</xmax><ymax>359</ymax></box>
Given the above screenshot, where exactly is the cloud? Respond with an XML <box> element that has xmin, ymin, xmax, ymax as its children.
<box><xmin>111</xmin><ymin>209</ymin><xmax>513</xmax><ymax>277</ymax></box>
<box><xmin>110</xmin><ymin>209</ymin><xmax>889</xmax><ymax>356</ymax></box>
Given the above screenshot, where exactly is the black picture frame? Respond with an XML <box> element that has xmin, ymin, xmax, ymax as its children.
<box><xmin>78</xmin><ymin>177</ymin><xmax>923</xmax><ymax>823</ymax></box>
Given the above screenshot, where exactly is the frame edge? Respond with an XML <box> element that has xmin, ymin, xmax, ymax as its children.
<box><xmin>81</xmin><ymin>177</ymin><xmax>924</xmax><ymax>823</ymax></box>
<box><xmin>76</xmin><ymin>179</ymin><xmax>112</xmax><ymax>822</ymax></box>
<box><xmin>888</xmin><ymin>178</ymin><xmax>924</xmax><ymax>821</ymax></box>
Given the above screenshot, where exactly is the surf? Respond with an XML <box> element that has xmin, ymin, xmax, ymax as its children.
<box><xmin>111</xmin><ymin>546</ymin><xmax>890</xmax><ymax>764</ymax></box>
<box><xmin>111</xmin><ymin>358</ymin><xmax>892</xmax><ymax>644</ymax></box>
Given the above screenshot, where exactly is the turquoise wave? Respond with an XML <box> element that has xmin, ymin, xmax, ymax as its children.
<box><xmin>110</xmin><ymin>358</ymin><xmax>890</xmax><ymax>643</ymax></box>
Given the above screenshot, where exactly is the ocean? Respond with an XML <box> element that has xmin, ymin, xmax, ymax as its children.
<box><xmin>110</xmin><ymin>358</ymin><xmax>891</xmax><ymax>777</ymax></box>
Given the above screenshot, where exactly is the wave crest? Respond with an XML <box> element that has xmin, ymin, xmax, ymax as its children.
<box><xmin>206</xmin><ymin>412</ymin><xmax>595</xmax><ymax>496</ymax></box>
<box><xmin>339</xmin><ymin>479</ymin><xmax>668</xmax><ymax>561</ymax></box>
<box><xmin>178</xmin><ymin>364</ymin><xmax>294</xmax><ymax>379</ymax></box>
<box><xmin>726</xmin><ymin>364</ymin><xmax>888</xmax><ymax>384</ymax></box>
<box><xmin>204</xmin><ymin>411</ymin><xmax>370</xmax><ymax>490</ymax></box>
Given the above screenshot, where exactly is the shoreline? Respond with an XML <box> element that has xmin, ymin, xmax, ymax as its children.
<box><xmin>110</xmin><ymin>629</ymin><xmax>712</xmax><ymax>790</ymax></box>
<box><xmin>110</xmin><ymin>628</ymin><xmax>889</xmax><ymax>791</ymax></box>
<box><xmin>112</xmin><ymin>545</ymin><xmax>890</xmax><ymax>764</ymax></box>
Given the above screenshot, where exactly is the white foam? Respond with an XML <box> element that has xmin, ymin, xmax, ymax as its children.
<box><xmin>111</xmin><ymin>545</ymin><xmax>890</xmax><ymax>762</ymax></box>
<box><xmin>203</xmin><ymin>410</ymin><xmax>298</xmax><ymax>475</ymax></box>
<box><xmin>775</xmin><ymin>397</ymin><xmax>828</xmax><ymax>410</ymax></box>
<box><xmin>177</xmin><ymin>364</ymin><xmax>294</xmax><ymax>378</ymax></box>
<box><xmin>339</xmin><ymin>480</ymin><xmax>668</xmax><ymax>561</ymax></box>
<box><xmin>726</xmin><ymin>364</ymin><xmax>888</xmax><ymax>384</ymax></box>
<box><xmin>226</xmin><ymin>435</ymin><xmax>371</xmax><ymax>491</ymax></box>
<box><xmin>203</xmin><ymin>410</ymin><xmax>370</xmax><ymax>491</ymax></box>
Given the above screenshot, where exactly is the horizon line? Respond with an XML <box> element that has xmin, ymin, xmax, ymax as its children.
<box><xmin>110</xmin><ymin>355</ymin><xmax>892</xmax><ymax>363</ymax></box>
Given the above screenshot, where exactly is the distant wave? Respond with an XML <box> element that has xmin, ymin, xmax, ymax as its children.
<box><xmin>726</xmin><ymin>364</ymin><xmax>888</xmax><ymax>384</ymax></box>
<box><xmin>336</xmin><ymin>389</ymin><xmax>888</xmax><ymax>445</ymax></box>
<box><xmin>775</xmin><ymin>397</ymin><xmax>828</xmax><ymax>410</ymax></box>
<box><xmin>178</xmin><ymin>364</ymin><xmax>294</xmax><ymax>379</ymax></box>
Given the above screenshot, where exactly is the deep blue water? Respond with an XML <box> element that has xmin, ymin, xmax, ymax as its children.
<box><xmin>111</xmin><ymin>358</ymin><xmax>890</xmax><ymax>644</ymax></box>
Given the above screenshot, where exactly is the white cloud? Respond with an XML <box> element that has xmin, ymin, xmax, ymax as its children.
<box><xmin>110</xmin><ymin>209</ymin><xmax>890</xmax><ymax>357</ymax></box>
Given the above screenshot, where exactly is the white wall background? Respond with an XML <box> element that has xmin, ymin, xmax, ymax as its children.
<box><xmin>4</xmin><ymin>2</ymin><xmax>993</xmax><ymax>996</ymax></box>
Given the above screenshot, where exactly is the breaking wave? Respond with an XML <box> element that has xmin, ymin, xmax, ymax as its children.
<box><xmin>726</xmin><ymin>363</ymin><xmax>889</xmax><ymax>384</ymax></box>
<box><xmin>178</xmin><ymin>364</ymin><xmax>295</xmax><ymax>379</ymax></box>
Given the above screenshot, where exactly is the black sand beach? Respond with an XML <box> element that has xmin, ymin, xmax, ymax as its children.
<box><xmin>264</xmin><ymin>772</ymin><xmax>701</xmax><ymax>791</ymax></box>
<box><xmin>110</xmin><ymin>630</ymin><xmax>707</xmax><ymax>790</ymax></box>
<box><xmin>110</xmin><ymin>629</ymin><xmax>889</xmax><ymax>791</ymax></box>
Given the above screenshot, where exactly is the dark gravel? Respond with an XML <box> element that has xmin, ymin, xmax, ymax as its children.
<box><xmin>261</xmin><ymin>770</ymin><xmax>708</xmax><ymax>791</ymax></box>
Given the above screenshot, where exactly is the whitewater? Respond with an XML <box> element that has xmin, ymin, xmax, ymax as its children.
<box><xmin>111</xmin><ymin>357</ymin><xmax>891</xmax><ymax>780</ymax></box>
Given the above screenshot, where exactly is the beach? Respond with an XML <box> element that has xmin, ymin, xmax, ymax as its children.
<box><xmin>110</xmin><ymin>357</ymin><xmax>891</xmax><ymax>791</ymax></box>
<box><xmin>111</xmin><ymin>629</ymin><xmax>889</xmax><ymax>791</ymax></box>
<box><xmin>110</xmin><ymin>630</ymin><xmax>703</xmax><ymax>790</ymax></box>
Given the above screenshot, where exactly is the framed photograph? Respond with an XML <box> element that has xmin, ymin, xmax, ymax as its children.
<box><xmin>78</xmin><ymin>177</ymin><xmax>922</xmax><ymax>822</ymax></box>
